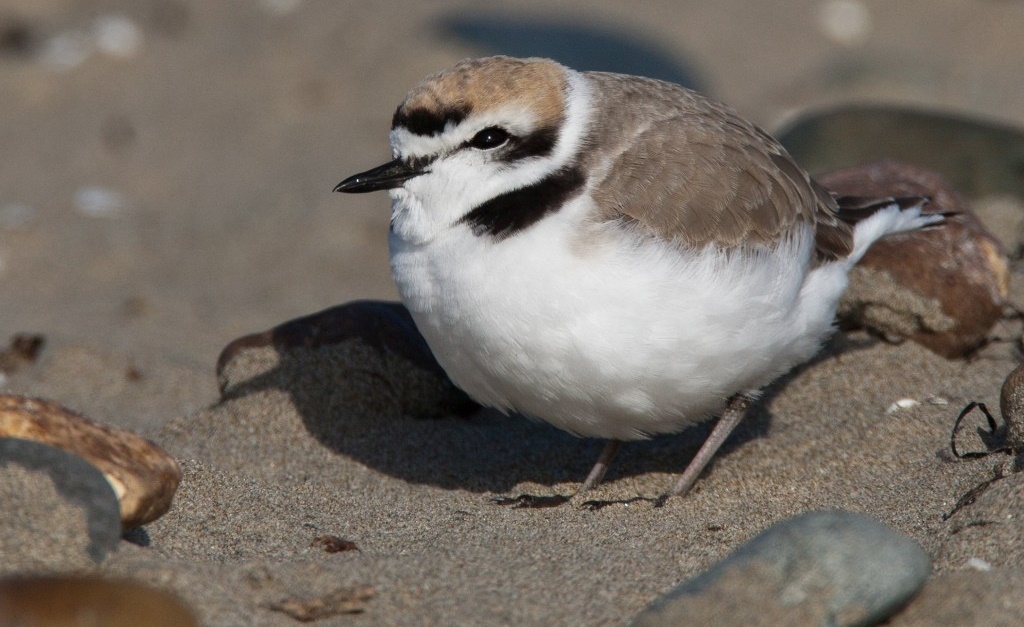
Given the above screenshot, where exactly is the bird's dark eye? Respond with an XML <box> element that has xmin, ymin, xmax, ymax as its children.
<box><xmin>468</xmin><ymin>127</ymin><xmax>510</xmax><ymax>150</ymax></box>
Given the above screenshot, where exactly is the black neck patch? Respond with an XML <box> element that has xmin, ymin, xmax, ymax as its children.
<box><xmin>393</xmin><ymin>105</ymin><xmax>470</xmax><ymax>136</ymax></box>
<box><xmin>459</xmin><ymin>167</ymin><xmax>585</xmax><ymax>241</ymax></box>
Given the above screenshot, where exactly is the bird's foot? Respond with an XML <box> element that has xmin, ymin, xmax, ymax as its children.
<box><xmin>577</xmin><ymin>495</ymin><xmax>660</xmax><ymax>511</ymax></box>
<box><xmin>490</xmin><ymin>493</ymin><xmax>571</xmax><ymax>508</ymax></box>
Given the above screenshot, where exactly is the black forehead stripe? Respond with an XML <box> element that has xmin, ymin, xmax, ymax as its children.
<box><xmin>501</xmin><ymin>126</ymin><xmax>559</xmax><ymax>162</ymax></box>
<box><xmin>459</xmin><ymin>167</ymin><xmax>585</xmax><ymax>241</ymax></box>
<box><xmin>392</xmin><ymin>105</ymin><xmax>471</xmax><ymax>136</ymax></box>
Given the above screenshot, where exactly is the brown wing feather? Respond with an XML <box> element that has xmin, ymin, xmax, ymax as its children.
<box><xmin>584</xmin><ymin>73</ymin><xmax>854</xmax><ymax>261</ymax></box>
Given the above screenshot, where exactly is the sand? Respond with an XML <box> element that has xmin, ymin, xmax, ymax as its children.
<box><xmin>3</xmin><ymin>1</ymin><xmax>1024</xmax><ymax>624</ymax></box>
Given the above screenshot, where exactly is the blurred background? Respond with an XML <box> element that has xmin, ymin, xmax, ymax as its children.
<box><xmin>1</xmin><ymin>0</ymin><xmax>1023</xmax><ymax>385</ymax></box>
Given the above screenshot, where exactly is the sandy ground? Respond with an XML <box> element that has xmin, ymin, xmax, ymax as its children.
<box><xmin>3</xmin><ymin>0</ymin><xmax>1024</xmax><ymax>625</ymax></box>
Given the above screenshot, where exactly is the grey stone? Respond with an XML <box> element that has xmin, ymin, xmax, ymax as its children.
<box><xmin>632</xmin><ymin>510</ymin><xmax>931</xmax><ymax>627</ymax></box>
<box><xmin>0</xmin><ymin>438</ymin><xmax>122</xmax><ymax>572</ymax></box>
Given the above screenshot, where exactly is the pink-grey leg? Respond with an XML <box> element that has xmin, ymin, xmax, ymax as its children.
<box><xmin>577</xmin><ymin>439</ymin><xmax>622</xmax><ymax>493</ymax></box>
<box><xmin>666</xmin><ymin>395</ymin><xmax>751</xmax><ymax>499</ymax></box>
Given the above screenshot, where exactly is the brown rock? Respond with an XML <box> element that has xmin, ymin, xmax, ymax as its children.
<box><xmin>0</xmin><ymin>395</ymin><xmax>181</xmax><ymax>528</ymax></box>
<box><xmin>217</xmin><ymin>300</ymin><xmax>478</xmax><ymax>420</ymax></box>
<box><xmin>999</xmin><ymin>363</ymin><xmax>1024</xmax><ymax>453</ymax></box>
<box><xmin>818</xmin><ymin>160</ymin><xmax>1010</xmax><ymax>358</ymax></box>
<box><xmin>311</xmin><ymin>534</ymin><xmax>360</xmax><ymax>553</ymax></box>
<box><xmin>0</xmin><ymin>576</ymin><xmax>198</xmax><ymax>627</ymax></box>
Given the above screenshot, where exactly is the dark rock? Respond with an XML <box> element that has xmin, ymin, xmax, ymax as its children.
<box><xmin>216</xmin><ymin>300</ymin><xmax>478</xmax><ymax>420</ymax></box>
<box><xmin>0</xmin><ymin>438</ymin><xmax>121</xmax><ymax>571</ymax></box>
<box><xmin>818</xmin><ymin>160</ymin><xmax>1009</xmax><ymax>358</ymax></box>
<box><xmin>631</xmin><ymin>510</ymin><xmax>930</xmax><ymax>627</ymax></box>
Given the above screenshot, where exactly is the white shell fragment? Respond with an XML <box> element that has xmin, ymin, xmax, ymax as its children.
<box><xmin>885</xmin><ymin>398</ymin><xmax>921</xmax><ymax>414</ymax></box>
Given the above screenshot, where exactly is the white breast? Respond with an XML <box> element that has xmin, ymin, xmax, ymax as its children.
<box><xmin>389</xmin><ymin>194</ymin><xmax>848</xmax><ymax>440</ymax></box>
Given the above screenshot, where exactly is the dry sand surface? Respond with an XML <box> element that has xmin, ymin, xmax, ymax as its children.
<box><xmin>3</xmin><ymin>1</ymin><xmax>1024</xmax><ymax>625</ymax></box>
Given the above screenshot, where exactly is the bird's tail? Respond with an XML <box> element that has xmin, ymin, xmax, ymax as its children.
<box><xmin>841</xmin><ymin>196</ymin><xmax>944</xmax><ymax>266</ymax></box>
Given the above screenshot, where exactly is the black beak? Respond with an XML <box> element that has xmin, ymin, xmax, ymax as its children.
<box><xmin>333</xmin><ymin>159</ymin><xmax>423</xmax><ymax>193</ymax></box>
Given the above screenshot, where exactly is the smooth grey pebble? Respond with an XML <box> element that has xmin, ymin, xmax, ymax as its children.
<box><xmin>632</xmin><ymin>509</ymin><xmax>931</xmax><ymax>627</ymax></box>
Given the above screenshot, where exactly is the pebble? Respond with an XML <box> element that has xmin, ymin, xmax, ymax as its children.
<box><xmin>631</xmin><ymin>510</ymin><xmax>931</xmax><ymax>627</ymax></box>
<box><xmin>217</xmin><ymin>300</ymin><xmax>478</xmax><ymax>420</ymax></box>
<box><xmin>0</xmin><ymin>438</ymin><xmax>121</xmax><ymax>572</ymax></box>
<box><xmin>886</xmin><ymin>398</ymin><xmax>921</xmax><ymax>414</ymax></box>
<box><xmin>39</xmin><ymin>29</ymin><xmax>91</xmax><ymax>70</ymax></box>
<box><xmin>998</xmin><ymin>362</ymin><xmax>1024</xmax><ymax>452</ymax></box>
<box><xmin>92</xmin><ymin>14</ymin><xmax>143</xmax><ymax>59</ymax></box>
<box><xmin>0</xmin><ymin>395</ymin><xmax>182</xmax><ymax>528</ymax></box>
<box><xmin>966</xmin><ymin>557</ymin><xmax>993</xmax><ymax>572</ymax></box>
<box><xmin>0</xmin><ymin>575</ymin><xmax>198</xmax><ymax>627</ymax></box>
<box><xmin>819</xmin><ymin>160</ymin><xmax>1009</xmax><ymax>358</ymax></box>
<box><xmin>35</xmin><ymin>14</ymin><xmax>142</xmax><ymax>71</ymax></box>
<box><xmin>74</xmin><ymin>186</ymin><xmax>125</xmax><ymax>218</ymax></box>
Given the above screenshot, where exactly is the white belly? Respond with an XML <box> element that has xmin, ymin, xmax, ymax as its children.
<box><xmin>389</xmin><ymin>199</ymin><xmax>848</xmax><ymax>440</ymax></box>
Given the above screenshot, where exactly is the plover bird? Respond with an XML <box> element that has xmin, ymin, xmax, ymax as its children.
<box><xmin>335</xmin><ymin>56</ymin><xmax>940</xmax><ymax>501</ymax></box>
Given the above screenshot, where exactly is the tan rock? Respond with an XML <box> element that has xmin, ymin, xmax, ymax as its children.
<box><xmin>818</xmin><ymin>160</ymin><xmax>1010</xmax><ymax>358</ymax></box>
<box><xmin>0</xmin><ymin>395</ymin><xmax>181</xmax><ymax>528</ymax></box>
